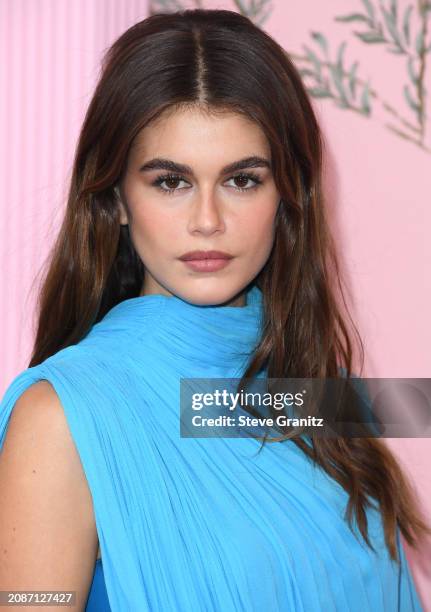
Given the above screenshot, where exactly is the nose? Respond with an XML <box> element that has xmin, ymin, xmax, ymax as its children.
<box><xmin>187</xmin><ymin>191</ymin><xmax>226</xmax><ymax>236</ymax></box>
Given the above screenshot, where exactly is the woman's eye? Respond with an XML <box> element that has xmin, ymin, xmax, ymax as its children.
<box><xmin>225</xmin><ymin>173</ymin><xmax>262</xmax><ymax>192</ymax></box>
<box><xmin>152</xmin><ymin>174</ymin><xmax>190</xmax><ymax>194</ymax></box>
<box><xmin>151</xmin><ymin>171</ymin><xmax>262</xmax><ymax>195</ymax></box>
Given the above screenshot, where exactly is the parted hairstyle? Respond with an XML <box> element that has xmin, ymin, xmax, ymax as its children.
<box><xmin>29</xmin><ymin>8</ymin><xmax>430</xmax><ymax>562</ymax></box>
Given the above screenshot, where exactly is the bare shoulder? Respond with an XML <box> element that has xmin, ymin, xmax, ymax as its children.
<box><xmin>0</xmin><ymin>381</ymin><xmax>85</xmax><ymax>492</ymax></box>
<box><xmin>2</xmin><ymin>380</ymin><xmax>71</xmax><ymax>444</ymax></box>
<box><xmin>0</xmin><ymin>380</ymin><xmax>99</xmax><ymax>610</ymax></box>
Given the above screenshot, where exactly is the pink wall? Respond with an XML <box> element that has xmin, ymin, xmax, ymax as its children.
<box><xmin>0</xmin><ymin>0</ymin><xmax>149</xmax><ymax>387</ymax></box>
<box><xmin>1</xmin><ymin>0</ymin><xmax>430</xmax><ymax>605</ymax></box>
<box><xmin>265</xmin><ymin>0</ymin><xmax>431</xmax><ymax>604</ymax></box>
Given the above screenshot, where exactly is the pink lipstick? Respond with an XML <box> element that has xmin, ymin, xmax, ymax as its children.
<box><xmin>178</xmin><ymin>250</ymin><xmax>234</xmax><ymax>273</ymax></box>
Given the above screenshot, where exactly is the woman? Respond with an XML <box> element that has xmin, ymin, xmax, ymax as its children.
<box><xmin>0</xmin><ymin>8</ymin><xmax>429</xmax><ymax>611</ymax></box>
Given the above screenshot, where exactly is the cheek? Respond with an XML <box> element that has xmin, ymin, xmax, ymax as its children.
<box><xmin>131</xmin><ymin>205</ymin><xmax>180</xmax><ymax>249</ymax></box>
<box><xmin>238</xmin><ymin>202</ymin><xmax>277</xmax><ymax>249</ymax></box>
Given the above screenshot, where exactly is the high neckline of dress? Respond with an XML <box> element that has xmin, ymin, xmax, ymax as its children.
<box><xmin>118</xmin><ymin>282</ymin><xmax>260</xmax><ymax>313</ymax></box>
<box><xmin>104</xmin><ymin>282</ymin><xmax>262</xmax><ymax>322</ymax></box>
<box><xmin>97</xmin><ymin>283</ymin><xmax>264</xmax><ymax>372</ymax></box>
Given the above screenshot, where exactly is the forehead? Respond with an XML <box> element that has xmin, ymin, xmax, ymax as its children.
<box><xmin>129</xmin><ymin>106</ymin><xmax>270</xmax><ymax>164</ymax></box>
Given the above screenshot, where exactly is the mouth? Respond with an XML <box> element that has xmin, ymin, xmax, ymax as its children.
<box><xmin>178</xmin><ymin>250</ymin><xmax>234</xmax><ymax>261</ymax></box>
<box><xmin>178</xmin><ymin>250</ymin><xmax>234</xmax><ymax>273</ymax></box>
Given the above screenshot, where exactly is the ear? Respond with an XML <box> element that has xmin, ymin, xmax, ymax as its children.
<box><xmin>114</xmin><ymin>186</ymin><xmax>129</xmax><ymax>226</ymax></box>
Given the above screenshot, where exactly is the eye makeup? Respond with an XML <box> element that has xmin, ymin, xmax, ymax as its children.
<box><xmin>151</xmin><ymin>171</ymin><xmax>264</xmax><ymax>195</ymax></box>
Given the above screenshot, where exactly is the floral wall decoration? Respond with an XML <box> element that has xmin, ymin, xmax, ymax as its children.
<box><xmin>149</xmin><ymin>0</ymin><xmax>431</xmax><ymax>153</ymax></box>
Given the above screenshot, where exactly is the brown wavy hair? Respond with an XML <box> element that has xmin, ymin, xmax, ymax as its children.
<box><xmin>28</xmin><ymin>8</ymin><xmax>430</xmax><ymax>562</ymax></box>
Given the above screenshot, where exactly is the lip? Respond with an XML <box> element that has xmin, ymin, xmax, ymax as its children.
<box><xmin>178</xmin><ymin>250</ymin><xmax>234</xmax><ymax>273</ymax></box>
<box><xmin>178</xmin><ymin>250</ymin><xmax>234</xmax><ymax>261</ymax></box>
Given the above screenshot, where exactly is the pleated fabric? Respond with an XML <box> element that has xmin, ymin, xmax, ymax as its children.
<box><xmin>0</xmin><ymin>283</ymin><xmax>424</xmax><ymax>611</ymax></box>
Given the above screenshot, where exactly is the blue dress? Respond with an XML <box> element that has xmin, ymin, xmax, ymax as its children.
<box><xmin>86</xmin><ymin>559</ymin><xmax>110</xmax><ymax>610</ymax></box>
<box><xmin>0</xmin><ymin>284</ymin><xmax>424</xmax><ymax>611</ymax></box>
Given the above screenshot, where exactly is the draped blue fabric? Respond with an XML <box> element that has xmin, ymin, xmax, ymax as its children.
<box><xmin>0</xmin><ymin>283</ymin><xmax>423</xmax><ymax>611</ymax></box>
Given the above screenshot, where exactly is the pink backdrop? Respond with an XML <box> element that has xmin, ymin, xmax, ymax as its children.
<box><xmin>1</xmin><ymin>0</ymin><xmax>430</xmax><ymax>606</ymax></box>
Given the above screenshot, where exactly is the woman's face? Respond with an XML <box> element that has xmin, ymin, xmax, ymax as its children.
<box><xmin>117</xmin><ymin>106</ymin><xmax>280</xmax><ymax>307</ymax></box>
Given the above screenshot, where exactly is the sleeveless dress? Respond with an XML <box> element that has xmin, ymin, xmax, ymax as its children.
<box><xmin>0</xmin><ymin>283</ymin><xmax>424</xmax><ymax>611</ymax></box>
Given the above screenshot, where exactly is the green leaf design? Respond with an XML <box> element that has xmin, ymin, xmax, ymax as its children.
<box><xmin>415</xmin><ymin>31</ymin><xmax>424</xmax><ymax>55</ymax></box>
<box><xmin>298</xmin><ymin>68</ymin><xmax>315</xmax><ymax>78</ymax></box>
<box><xmin>354</xmin><ymin>30</ymin><xmax>386</xmax><ymax>43</ymax></box>
<box><xmin>328</xmin><ymin>63</ymin><xmax>348</xmax><ymax>103</ymax></box>
<box><xmin>233</xmin><ymin>0</ymin><xmax>247</xmax><ymax>14</ymax></box>
<box><xmin>336</xmin><ymin>41</ymin><xmax>347</xmax><ymax>71</ymax></box>
<box><xmin>334</xmin><ymin>99</ymin><xmax>350</xmax><ymax>108</ymax></box>
<box><xmin>387</xmin><ymin>46</ymin><xmax>405</xmax><ymax>54</ymax></box>
<box><xmin>403</xmin><ymin>84</ymin><xmax>420</xmax><ymax>112</ymax></box>
<box><xmin>322</xmin><ymin>77</ymin><xmax>331</xmax><ymax>91</ymax></box>
<box><xmin>335</xmin><ymin>13</ymin><xmax>372</xmax><ymax>24</ymax></box>
<box><xmin>292</xmin><ymin>0</ymin><xmax>430</xmax><ymax>150</ymax></box>
<box><xmin>150</xmin><ymin>0</ymin><xmax>184</xmax><ymax>11</ymax></box>
<box><xmin>311</xmin><ymin>31</ymin><xmax>329</xmax><ymax>57</ymax></box>
<box><xmin>360</xmin><ymin>0</ymin><xmax>375</xmax><ymax>23</ymax></box>
<box><xmin>402</xmin><ymin>5</ymin><xmax>413</xmax><ymax>46</ymax></box>
<box><xmin>347</xmin><ymin>61</ymin><xmax>359</xmax><ymax>99</ymax></box>
<box><xmin>302</xmin><ymin>44</ymin><xmax>323</xmax><ymax>81</ymax></box>
<box><xmin>385</xmin><ymin>123</ymin><xmax>422</xmax><ymax>144</ymax></box>
<box><xmin>308</xmin><ymin>87</ymin><xmax>333</xmax><ymax>98</ymax></box>
<box><xmin>381</xmin><ymin>6</ymin><xmax>403</xmax><ymax>48</ymax></box>
<box><xmin>360</xmin><ymin>80</ymin><xmax>371</xmax><ymax>114</ymax></box>
<box><xmin>407</xmin><ymin>57</ymin><xmax>418</xmax><ymax>85</ymax></box>
<box><xmin>255</xmin><ymin>9</ymin><xmax>272</xmax><ymax>27</ymax></box>
<box><xmin>232</xmin><ymin>0</ymin><xmax>273</xmax><ymax>25</ymax></box>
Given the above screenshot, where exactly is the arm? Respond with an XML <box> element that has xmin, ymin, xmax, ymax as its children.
<box><xmin>0</xmin><ymin>381</ymin><xmax>99</xmax><ymax>611</ymax></box>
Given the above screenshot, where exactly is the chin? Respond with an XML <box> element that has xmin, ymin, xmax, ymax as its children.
<box><xmin>182</xmin><ymin>285</ymin><xmax>245</xmax><ymax>307</ymax></box>
<box><xmin>186</xmin><ymin>294</ymin><xmax>228</xmax><ymax>306</ymax></box>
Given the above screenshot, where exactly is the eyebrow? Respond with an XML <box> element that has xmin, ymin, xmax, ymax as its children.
<box><xmin>138</xmin><ymin>155</ymin><xmax>272</xmax><ymax>176</ymax></box>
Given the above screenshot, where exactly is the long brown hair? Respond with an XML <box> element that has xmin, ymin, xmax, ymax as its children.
<box><xmin>28</xmin><ymin>8</ymin><xmax>430</xmax><ymax>562</ymax></box>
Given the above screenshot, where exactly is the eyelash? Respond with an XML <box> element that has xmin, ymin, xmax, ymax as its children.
<box><xmin>151</xmin><ymin>172</ymin><xmax>263</xmax><ymax>195</ymax></box>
